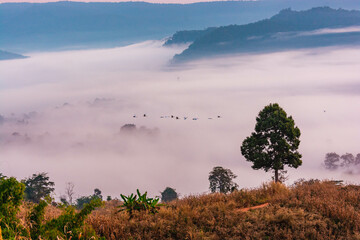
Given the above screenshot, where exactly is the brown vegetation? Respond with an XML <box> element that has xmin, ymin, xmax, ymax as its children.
<box><xmin>17</xmin><ymin>180</ymin><xmax>360</xmax><ymax>239</ymax></box>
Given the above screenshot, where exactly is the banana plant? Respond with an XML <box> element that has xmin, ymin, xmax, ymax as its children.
<box><xmin>118</xmin><ymin>189</ymin><xmax>163</xmax><ymax>217</ymax></box>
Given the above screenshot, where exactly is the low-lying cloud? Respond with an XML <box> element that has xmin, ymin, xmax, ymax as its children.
<box><xmin>0</xmin><ymin>41</ymin><xmax>360</xmax><ymax>200</ymax></box>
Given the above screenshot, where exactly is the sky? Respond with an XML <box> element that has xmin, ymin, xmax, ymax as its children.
<box><xmin>0</xmin><ymin>0</ymin><xmax>233</xmax><ymax>3</ymax></box>
<box><xmin>1</xmin><ymin>41</ymin><xmax>360</xmax><ymax>200</ymax></box>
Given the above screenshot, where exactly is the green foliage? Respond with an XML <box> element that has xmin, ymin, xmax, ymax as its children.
<box><xmin>29</xmin><ymin>200</ymin><xmax>48</xmax><ymax>240</ymax></box>
<box><xmin>29</xmin><ymin>198</ymin><xmax>103</xmax><ymax>240</ymax></box>
<box><xmin>0</xmin><ymin>177</ymin><xmax>27</xmax><ymax>239</ymax></box>
<box><xmin>161</xmin><ymin>187</ymin><xmax>178</xmax><ymax>202</ymax></box>
<box><xmin>241</xmin><ymin>103</ymin><xmax>302</xmax><ymax>182</ymax></box>
<box><xmin>23</xmin><ymin>172</ymin><xmax>55</xmax><ymax>203</ymax></box>
<box><xmin>208</xmin><ymin>166</ymin><xmax>238</xmax><ymax>194</ymax></box>
<box><xmin>119</xmin><ymin>189</ymin><xmax>163</xmax><ymax>216</ymax></box>
<box><xmin>76</xmin><ymin>188</ymin><xmax>103</xmax><ymax>209</ymax></box>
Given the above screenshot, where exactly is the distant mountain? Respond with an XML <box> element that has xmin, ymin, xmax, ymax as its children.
<box><xmin>1</xmin><ymin>1</ymin><xmax>360</xmax><ymax>52</ymax></box>
<box><xmin>173</xmin><ymin>7</ymin><xmax>360</xmax><ymax>62</ymax></box>
<box><xmin>0</xmin><ymin>50</ymin><xmax>27</xmax><ymax>60</ymax></box>
<box><xmin>164</xmin><ymin>28</ymin><xmax>217</xmax><ymax>46</ymax></box>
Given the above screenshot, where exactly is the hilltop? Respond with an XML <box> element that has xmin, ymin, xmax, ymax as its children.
<box><xmin>18</xmin><ymin>180</ymin><xmax>360</xmax><ymax>239</ymax></box>
<box><xmin>0</xmin><ymin>50</ymin><xmax>27</xmax><ymax>60</ymax></box>
<box><xmin>172</xmin><ymin>7</ymin><xmax>360</xmax><ymax>62</ymax></box>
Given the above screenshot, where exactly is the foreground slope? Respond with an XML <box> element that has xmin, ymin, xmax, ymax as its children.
<box><xmin>24</xmin><ymin>181</ymin><xmax>360</xmax><ymax>239</ymax></box>
<box><xmin>174</xmin><ymin>7</ymin><xmax>360</xmax><ymax>62</ymax></box>
<box><xmin>89</xmin><ymin>181</ymin><xmax>360</xmax><ymax>239</ymax></box>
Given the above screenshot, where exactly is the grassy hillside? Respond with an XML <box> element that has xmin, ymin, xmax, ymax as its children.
<box><xmin>18</xmin><ymin>180</ymin><xmax>360</xmax><ymax>239</ymax></box>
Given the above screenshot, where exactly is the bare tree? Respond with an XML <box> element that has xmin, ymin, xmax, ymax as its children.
<box><xmin>65</xmin><ymin>182</ymin><xmax>75</xmax><ymax>205</ymax></box>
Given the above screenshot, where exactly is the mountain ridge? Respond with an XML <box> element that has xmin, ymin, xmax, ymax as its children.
<box><xmin>172</xmin><ymin>7</ymin><xmax>360</xmax><ymax>62</ymax></box>
<box><xmin>0</xmin><ymin>50</ymin><xmax>27</xmax><ymax>61</ymax></box>
<box><xmin>1</xmin><ymin>1</ymin><xmax>360</xmax><ymax>52</ymax></box>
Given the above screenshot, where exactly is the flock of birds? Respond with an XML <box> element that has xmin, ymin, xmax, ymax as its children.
<box><xmin>132</xmin><ymin>114</ymin><xmax>222</xmax><ymax>121</ymax></box>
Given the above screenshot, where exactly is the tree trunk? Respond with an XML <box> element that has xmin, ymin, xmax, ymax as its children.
<box><xmin>274</xmin><ymin>169</ymin><xmax>279</xmax><ymax>183</ymax></box>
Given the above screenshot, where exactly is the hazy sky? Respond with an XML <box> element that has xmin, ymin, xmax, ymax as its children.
<box><xmin>1</xmin><ymin>0</ymin><xmax>233</xmax><ymax>3</ymax></box>
<box><xmin>1</xmin><ymin>41</ymin><xmax>360</xmax><ymax>200</ymax></box>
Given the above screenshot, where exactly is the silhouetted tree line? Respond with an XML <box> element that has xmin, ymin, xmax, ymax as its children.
<box><xmin>324</xmin><ymin>152</ymin><xmax>360</xmax><ymax>170</ymax></box>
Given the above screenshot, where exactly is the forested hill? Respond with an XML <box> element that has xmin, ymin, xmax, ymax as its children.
<box><xmin>1</xmin><ymin>0</ymin><xmax>360</xmax><ymax>53</ymax></box>
<box><xmin>173</xmin><ymin>7</ymin><xmax>360</xmax><ymax>62</ymax></box>
<box><xmin>0</xmin><ymin>50</ymin><xmax>27</xmax><ymax>60</ymax></box>
<box><xmin>164</xmin><ymin>28</ymin><xmax>217</xmax><ymax>46</ymax></box>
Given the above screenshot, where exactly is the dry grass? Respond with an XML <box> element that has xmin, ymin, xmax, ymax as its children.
<box><xmin>19</xmin><ymin>181</ymin><xmax>360</xmax><ymax>240</ymax></box>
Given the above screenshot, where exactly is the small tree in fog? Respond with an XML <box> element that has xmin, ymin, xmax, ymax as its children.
<box><xmin>340</xmin><ymin>153</ymin><xmax>355</xmax><ymax>167</ymax></box>
<box><xmin>120</xmin><ymin>124</ymin><xmax>136</xmax><ymax>133</ymax></box>
<box><xmin>94</xmin><ymin>188</ymin><xmax>103</xmax><ymax>200</ymax></box>
<box><xmin>209</xmin><ymin>166</ymin><xmax>238</xmax><ymax>194</ymax></box>
<box><xmin>161</xmin><ymin>187</ymin><xmax>178</xmax><ymax>202</ymax></box>
<box><xmin>324</xmin><ymin>153</ymin><xmax>340</xmax><ymax>170</ymax></box>
<box><xmin>356</xmin><ymin>154</ymin><xmax>360</xmax><ymax>165</ymax></box>
<box><xmin>241</xmin><ymin>103</ymin><xmax>302</xmax><ymax>183</ymax></box>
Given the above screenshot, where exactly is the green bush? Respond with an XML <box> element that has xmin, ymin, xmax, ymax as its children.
<box><xmin>119</xmin><ymin>189</ymin><xmax>163</xmax><ymax>217</ymax></box>
<box><xmin>0</xmin><ymin>177</ymin><xmax>28</xmax><ymax>239</ymax></box>
<box><xmin>29</xmin><ymin>198</ymin><xmax>104</xmax><ymax>240</ymax></box>
<box><xmin>76</xmin><ymin>188</ymin><xmax>103</xmax><ymax>209</ymax></box>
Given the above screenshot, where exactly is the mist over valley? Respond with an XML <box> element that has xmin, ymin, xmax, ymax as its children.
<box><xmin>1</xmin><ymin>41</ymin><xmax>360</xmax><ymax>199</ymax></box>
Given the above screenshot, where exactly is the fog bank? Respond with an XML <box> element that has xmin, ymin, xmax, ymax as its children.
<box><xmin>1</xmin><ymin>41</ymin><xmax>360</xmax><ymax>199</ymax></box>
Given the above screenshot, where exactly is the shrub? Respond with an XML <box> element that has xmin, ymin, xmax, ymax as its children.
<box><xmin>0</xmin><ymin>177</ymin><xmax>27</xmax><ymax>239</ymax></box>
<box><xmin>28</xmin><ymin>198</ymin><xmax>104</xmax><ymax>240</ymax></box>
<box><xmin>161</xmin><ymin>187</ymin><xmax>178</xmax><ymax>203</ymax></box>
<box><xmin>118</xmin><ymin>189</ymin><xmax>163</xmax><ymax>217</ymax></box>
<box><xmin>76</xmin><ymin>188</ymin><xmax>103</xmax><ymax>209</ymax></box>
